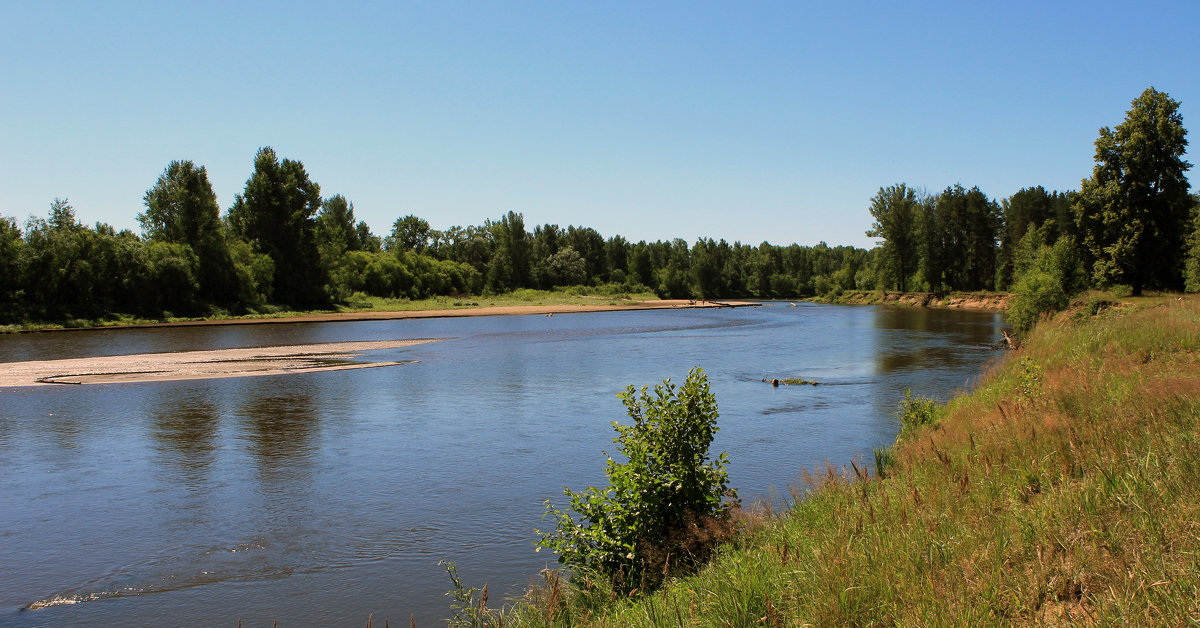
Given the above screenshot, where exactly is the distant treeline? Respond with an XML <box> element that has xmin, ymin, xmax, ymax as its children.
<box><xmin>0</xmin><ymin>148</ymin><xmax>877</xmax><ymax>323</ymax></box>
<box><xmin>2</xmin><ymin>89</ymin><xmax>1199</xmax><ymax>325</ymax></box>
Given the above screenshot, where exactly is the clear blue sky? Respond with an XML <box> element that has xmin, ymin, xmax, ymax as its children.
<box><xmin>2</xmin><ymin>1</ymin><xmax>1197</xmax><ymax>249</ymax></box>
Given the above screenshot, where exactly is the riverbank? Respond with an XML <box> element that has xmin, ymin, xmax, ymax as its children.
<box><xmin>818</xmin><ymin>289</ymin><xmax>1013</xmax><ymax>311</ymax></box>
<box><xmin>0</xmin><ymin>296</ymin><xmax>758</xmax><ymax>334</ymax></box>
<box><xmin>496</xmin><ymin>295</ymin><xmax>1200</xmax><ymax>626</ymax></box>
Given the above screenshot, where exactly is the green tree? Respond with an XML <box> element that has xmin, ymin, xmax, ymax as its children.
<box><xmin>544</xmin><ymin>245</ymin><xmax>587</xmax><ymax>286</ymax></box>
<box><xmin>1074</xmin><ymin>88</ymin><xmax>1192</xmax><ymax>295</ymax></box>
<box><xmin>315</xmin><ymin>194</ymin><xmax>362</xmax><ymax>255</ymax></box>
<box><xmin>486</xmin><ymin>211</ymin><xmax>531</xmax><ymax>291</ymax></box>
<box><xmin>1000</xmin><ymin>186</ymin><xmax>1073</xmax><ymax>289</ymax></box>
<box><xmin>140</xmin><ymin>160</ymin><xmax>234</xmax><ymax>303</ymax></box>
<box><xmin>0</xmin><ymin>216</ymin><xmax>22</xmax><ymax>317</ymax></box>
<box><xmin>315</xmin><ymin>195</ymin><xmax>365</xmax><ymax>300</ymax></box>
<box><xmin>385</xmin><ymin>214</ymin><xmax>431</xmax><ymax>253</ymax></box>
<box><xmin>866</xmin><ymin>183</ymin><xmax>922</xmax><ymax>292</ymax></box>
<box><xmin>1185</xmin><ymin>194</ymin><xmax>1200</xmax><ymax>292</ymax></box>
<box><xmin>562</xmin><ymin>225</ymin><xmax>606</xmax><ymax>283</ymax></box>
<box><xmin>538</xmin><ymin>368</ymin><xmax>735</xmax><ymax>593</ymax></box>
<box><xmin>227</xmin><ymin>147</ymin><xmax>327</xmax><ymax>307</ymax></box>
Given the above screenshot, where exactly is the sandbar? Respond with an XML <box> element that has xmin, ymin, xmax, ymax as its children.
<box><xmin>18</xmin><ymin>299</ymin><xmax>757</xmax><ymax>333</ymax></box>
<box><xmin>0</xmin><ymin>339</ymin><xmax>443</xmax><ymax>387</ymax></box>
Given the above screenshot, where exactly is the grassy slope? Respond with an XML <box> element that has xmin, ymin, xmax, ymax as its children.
<box><xmin>500</xmin><ymin>297</ymin><xmax>1200</xmax><ymax>626</ymax></box>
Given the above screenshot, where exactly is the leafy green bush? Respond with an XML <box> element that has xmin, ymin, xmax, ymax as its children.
<box><xmin>1007</xmin><ymin>268</ymin><xmax>1069</xmax><ymax>331</ymax></box>
<box><xmin>897</xmin><ymin>389</ymin><xmax>940</xmax><ymax>436</ymax></box>
<box><xmin>537</xmin><ymin>367</ymin><xmax>736</xmax><ymax>594</ymax></box>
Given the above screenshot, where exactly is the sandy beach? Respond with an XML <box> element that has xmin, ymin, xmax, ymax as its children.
<box><xmin>0</xmin><ymin>339</ymin><xmax>444</xmax><ymax>387</ymax></box>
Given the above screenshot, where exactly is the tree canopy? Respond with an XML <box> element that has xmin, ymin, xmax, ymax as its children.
<box><xmin>227</xmin><ymin>147</ymin><xmax>327</xmax><ymax>307</ymax></box>
<box><xmin>1074</xmin><ymin>87</ymin><xmax>1192</xmax><ymax>295</ymax></box>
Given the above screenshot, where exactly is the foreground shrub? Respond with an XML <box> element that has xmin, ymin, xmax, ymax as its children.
<box><xmin>537</xmin><ymin>367</ymin><xmax>736</xmax><ymax>594</ymax></box>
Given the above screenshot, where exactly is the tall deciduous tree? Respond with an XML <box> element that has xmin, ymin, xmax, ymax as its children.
<box><xmin>866</xmin><ymin>183</ymin><xmax>922</xmax><ymax>292</ymax></box>
<box><xmin>1074</xmin><ymin>88</ymin><xmax>1192</xmax><ymax>295</ymax></box>
<box><xmin>228</xmin><ymin>147</ymin><xmax>327</xmax><ymax>307</ymax></box>
<box><xmin>315</xmin><ymin>194</ymin><xmax>362</xmax><ymax>256</ymax></box>
<box><xmin>0</xmin><ymin>216</ymin><xmax>23</xmax><ymax>315</ymax></box>
<box><xmin>140</xmin><ymin>160</ymin><xmax>233</xmax><ymax>302</ymax></box>
<box><xmin>385</xmin><ymin>215</ymin><xmax>431</xmax><ymax>253</ymax></box>
<box><xmin>486</xmin><ymin>211</ymin><xmax>531</xmax><ymax>291</ymax></box>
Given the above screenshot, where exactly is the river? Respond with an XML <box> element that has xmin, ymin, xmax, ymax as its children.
<box><xmin>0</xmin><ymin>302</ymin><xmax>1005</xmax><ymax>626</ymax></box>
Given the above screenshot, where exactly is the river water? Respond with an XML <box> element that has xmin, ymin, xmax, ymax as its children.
<box><xmin>0</xmin><ymin>303</ymin><xmax>1005</xmax><ymax>626</ymax></box>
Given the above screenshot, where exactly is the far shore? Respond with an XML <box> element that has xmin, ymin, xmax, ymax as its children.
<box><xmin>7</xmin><ymin>299</ymin><xmax>761</xmax><ymax>334</ymax></box>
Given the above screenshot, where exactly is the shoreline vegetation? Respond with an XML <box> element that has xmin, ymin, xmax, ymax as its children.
<box><xmin>0</xmin><ymin>293</ymin><xmax>768</xmax><ymax>334</ymax></box>
<box><xmin>452</xmin><ymin>294</ymin><xmax>1200</xmax><ymax>626</ymax></box>
<box><xmin>0</xmin><ymin>289</ymin><xmax>1017</xmax><ymax>335</ymax></box>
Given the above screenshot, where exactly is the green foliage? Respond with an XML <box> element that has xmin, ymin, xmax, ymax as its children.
<box><xmin>544</xmin><ymin>246</ymin><xmax>587</xmax><ymax>286</ymax></box>
<box><xmin>538</xmin><ymin>367</ymin><xmax>735</xmax><ymax>594</ymax></box>
<box><xmin>486</xmin><ymin>211</ymin><xmax>532</xmax><ymax>292</ymax></box>
<box><xmin>385</xmin><ymin>214</ymin><xmax>431</xmax><ymax>253</ymax></box>
<box><xmin>867</xmin><ymin>183</ymin><xmax>922</xmax><ymax>292</ymax></box>
<box><xmin>0</xmin><ymin>216</ymin><xmax>22</xmax><ymax>316</ymax></box>
<box><xmin>442</xmin><ymin>560</ymin><xmax>501</xmax><ymax>628</ymax></box>
<box><xmin>140</xmin><ymin>160</ymin><xmax>236</xmax><ymax>304</ymax></box>
<box><xmin>1006</xmin><ymin>268</ymin><xmax>1068</xmax><ymax>332</ymax></box>
<box><xmin>1186</xmin><ymin>196</ymin><xmax>1200</xmax><ymax>293</ymax></box>
<box><xmin>1006</xmin><ymin>233</ymin><xmax>1083</xmax><ymax>331</ymax></box>
<box><xmin>1074</xmin><ymin>87</ymin><xmax>1192</xmax><ymax>295</ymax></box>
<box><xmin>896</xmin><ymin>389</ymin><xmax>940</xmax><ymax>436</ymax></box>
<box><xmin>873</xmin><ymin>445</ymin><xmax>895</xmax><ymax>479</ymax></box>
<box><xmin>1016</xmin><ymin>356</ymin><xmax>1042</xmax><ymax>400</ymax></box>
<box><xmin>227</xmin><ymin>147</ymin><xmax>328</xmax><ymax>307</ymax></box>
<box><xmin>924</xmin><ymin>184</ymin><xmax>1002</xmax><ymax>292</ymax></box>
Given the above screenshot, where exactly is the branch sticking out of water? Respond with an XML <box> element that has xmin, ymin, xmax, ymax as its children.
<box><xmin>762</xmin><ymin>378</ymin><xmax>820</xmax><ymax>387</ymax></box>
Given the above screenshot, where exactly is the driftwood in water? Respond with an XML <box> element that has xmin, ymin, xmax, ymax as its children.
<box><xmin>762</xmin><ymin>377</ymin><xmax>819</xmax><ymax>387</ymax></box>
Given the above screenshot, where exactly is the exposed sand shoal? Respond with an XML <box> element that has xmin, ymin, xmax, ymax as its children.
<box><xmin>17</xmin><ymin>299</ymin><xmax>759</xmax><ymax>334</ymax></box>
<box><xmin>0</xmin><ymin>339</ymin><xmax>444</xmax><ymax>387</ymax></box>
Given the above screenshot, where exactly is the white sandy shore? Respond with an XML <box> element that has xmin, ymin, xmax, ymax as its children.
<box><xmin>0</xmin><ymin>339</ymin><xmax>444</xmax><ymax>387</ymax></box>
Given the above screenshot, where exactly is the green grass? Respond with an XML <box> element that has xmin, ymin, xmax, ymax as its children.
<box><xmin>474</xmin><ymin>295</ymin><xmax>1200</xmax><ymax>627</ymax></box>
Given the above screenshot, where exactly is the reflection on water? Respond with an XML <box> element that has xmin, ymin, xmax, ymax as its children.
<box><xmin>0</xmin><ymin>303</ymin><xmax>1005</xmax><ymax>626</ymax></box>
<box><xmin>150</xmin><ymin>388</ymin><xmax>220</xmax><ymax>487</ymax></box>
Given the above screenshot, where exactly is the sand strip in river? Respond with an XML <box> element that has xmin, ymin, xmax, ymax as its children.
<box><xmin>0</xmin><ymin>339</ymin><xmax>443</xmax><ymax>387</ymax></box>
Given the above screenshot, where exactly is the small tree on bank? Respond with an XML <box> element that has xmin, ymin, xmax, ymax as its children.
<box><xmin>538</xmin><ymin>368</ymin><xmax>736</xmax><ymax>594</ymax></box>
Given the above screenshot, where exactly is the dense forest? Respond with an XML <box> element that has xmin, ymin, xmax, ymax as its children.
<box><xmin>1</xmin><ymin>88</ymin><xmax>1198</xmax><ymax>325</ymax></box>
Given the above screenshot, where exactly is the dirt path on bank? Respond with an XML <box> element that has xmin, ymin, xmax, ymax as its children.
<box><xmin>0</xmin><ymin>339</ymin><xmax>444</xmax><ymax>387</ymax></box>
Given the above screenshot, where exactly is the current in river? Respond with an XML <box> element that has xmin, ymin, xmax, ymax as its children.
<box><xmin>0</xmin><ymin>302</ymin><xmax>1005</xmax><ymax>626</ymax></box>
